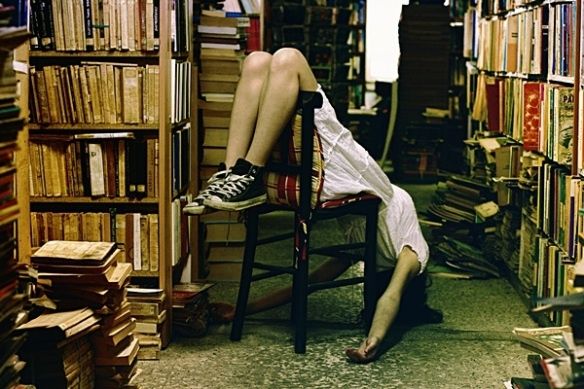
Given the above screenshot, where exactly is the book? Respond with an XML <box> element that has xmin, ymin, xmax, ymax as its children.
<box><xmin>32</xmin><ymin>240</ymin><xmax>116</xmax><ymax>264</ymax></box>
<box><xmin>513</xmin><ymin>326</ymin><xmax>571</xmax><ymax>358</ymax></box>
<box><xmin>16</xmin><ymin>308</ymin><xmax>100</xmax><ymax>341</ymax></box>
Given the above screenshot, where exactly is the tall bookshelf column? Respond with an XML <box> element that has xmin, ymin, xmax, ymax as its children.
<box><xmin>25</xmin><ymin>0</ymin><xmax>198</xmax><ymax>346</ymax></box>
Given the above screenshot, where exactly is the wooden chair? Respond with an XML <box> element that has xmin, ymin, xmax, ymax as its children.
<box><xmin>229</xmin><ymin>91</ymin><xmax>381</xmax><ymax>353</ymax></box>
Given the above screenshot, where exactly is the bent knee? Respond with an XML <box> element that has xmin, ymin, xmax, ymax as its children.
<box><xmin>241</xmin><ymin>51</ymin><xmax>272</xmax><ymax>76</ymax></box>
<box><xmin>271</xmin><ymin>47</ymin><xmax>306</xmax><ymax>71</ymax></box>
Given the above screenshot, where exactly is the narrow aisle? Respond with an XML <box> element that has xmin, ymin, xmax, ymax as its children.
<box><xmin>136</xmin><ymin>184</ymin><xmax>537</xmax><ymax>388</ymax></box>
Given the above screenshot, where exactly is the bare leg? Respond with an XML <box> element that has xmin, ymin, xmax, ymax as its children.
<box><xmin>225</xmin><ymin>51</ymin><xmax>273</xmax><ymax>168</ymax></box>
<box><xmin>346</xmin><ymin>246</ymin><xmax>421</xmax><ymax>363</ymax></box>
<box><xmin>244</xmin><ymin>48</ymin><xmax>318</xmax><ymax>166</ymax></box>
<box><xmin>210</xmin><ymin>257</ymin><xmax>351</xmax><ymax>322</ymax></box>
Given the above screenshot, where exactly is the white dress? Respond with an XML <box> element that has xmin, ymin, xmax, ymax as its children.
<box><xmin>314</xmin><ymin>86</ymin><xmax>429</xmax><ymax>273</ymax></box>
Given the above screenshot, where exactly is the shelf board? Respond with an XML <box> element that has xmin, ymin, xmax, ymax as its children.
<box><xmin>29</xmin><ymin>123</ymin><xmax>159</xmax><ymax>131</ymax></box>
<box><xmin>547</xmin><ymin>74</ymin><xmax>575</xmax><ymax>85</ymax></box>
<box><xmin>30</xmin><ymin>197</ymin><xmax>159</xmax><ymax>204</ymax></box>
<box><xmin>29</xmin><ymin>50</ymin><xmax>160</xmax><ymax>59</ymax></box>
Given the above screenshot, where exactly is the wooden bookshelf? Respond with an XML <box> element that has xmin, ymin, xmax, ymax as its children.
<box><xmin>23</xmin><ymin>0</ymin><xmax>199</xmax><ymax>344</ymax></box>
<box><xmin>470</xmin><ymin>0</ymin><xmax>582</xmax><ymax>327</ymax></box>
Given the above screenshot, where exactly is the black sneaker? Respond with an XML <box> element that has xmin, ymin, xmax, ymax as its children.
<box><xmin>183</xmin><ymin>164</ymin><xmax>230</xmax><ymax>215</ymax></box>
<box><xmin>204</xmin><ymin>158</ymin><xmax>266</xmax><ymax>211</ymax></box>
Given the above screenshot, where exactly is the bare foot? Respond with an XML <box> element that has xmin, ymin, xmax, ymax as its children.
<box><xmin>209</xmin><ymin>302</ymin><xmax>235</xmax><ymax>323</ymax></box>
<box><xmin>345</xmin><ymin>336</ymin><xmax>381</xmax><ymax>364</ymax></box>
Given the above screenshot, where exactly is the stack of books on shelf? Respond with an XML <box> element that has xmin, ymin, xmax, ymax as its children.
<box><xmin>30</xmin><ymin>240</ymin><xmax>140</xmax><ymax>388</ymax></box>
<box><xmin>16</xmin><ymin>308</ymin><xmax>101</xmax><ymax>388</ymax></box>
<box><xmin>126</xmin><ymin>287</ymin><xmax>166</xmax><ymax>360</ymax></box>
<box><xmin>0</xmin><ymin>21</ymin><xmax>31</xmax><ymax>389</ymax></box>
<box><xmin>172</xmin><ymin>282</ymin><xmax>214</xmax><ymax>337</ymax></box>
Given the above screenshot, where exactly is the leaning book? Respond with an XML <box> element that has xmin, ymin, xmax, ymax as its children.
<box><xmin>513</xmin><ymin>326</ymin><xmax>572</xmax><ymax>358</ymax></box>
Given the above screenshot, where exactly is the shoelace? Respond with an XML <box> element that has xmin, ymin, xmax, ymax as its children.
<box><xmin>195</xmin><ymin>170</ymin><xmax>230</xmax><ymax>201</ymax></box>
<box><xmin>215</xmin><ymin>174</ymin><xmax>255</xmax><ymax>199</ymax></box>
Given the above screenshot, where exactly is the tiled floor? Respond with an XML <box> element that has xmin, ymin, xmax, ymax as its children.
<box><xmin>136</xmin><ymin>183</ymin><xmax>538</xmax><ymax>389</ymax></box>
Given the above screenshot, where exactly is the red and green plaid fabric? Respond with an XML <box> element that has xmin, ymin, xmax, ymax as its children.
<box><xmin>265</xmin><ymin>113</ymin><xmax>324</xmax><ymax>209</ymax></box>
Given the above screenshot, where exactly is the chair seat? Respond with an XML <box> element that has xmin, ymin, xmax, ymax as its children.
<box><xmin>318</xmin><ymin>193</ymin><xmax>380</xmax><ymax>209</ymax></box>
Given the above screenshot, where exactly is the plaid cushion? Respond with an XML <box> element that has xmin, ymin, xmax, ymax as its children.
<box><xmin>265</xmin><ymin>113</ymin><xmax>324</xmax><ymax>209</ymax></box>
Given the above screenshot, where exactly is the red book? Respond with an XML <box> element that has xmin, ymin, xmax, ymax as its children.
<box><xmin>522</xmin><ymin>82</ymin><xmax>544</xmax><ymax>151</ymax></box>
<box><xmin>485</xmin><ymin>77</ymin><xmax>504</xmax><ymax>133</ymax></box>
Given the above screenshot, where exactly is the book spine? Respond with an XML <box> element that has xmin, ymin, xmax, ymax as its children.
<box><xmin>83</xmin><ymin>0</ymin><xmax>94</xmax><ymax>49</ymax></box>
<box><xmin>153</xmin><ymin>0</ymin><xmax>159</xmax><ymax>50</ymax></box>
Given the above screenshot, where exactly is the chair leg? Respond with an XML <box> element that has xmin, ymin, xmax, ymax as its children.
<box><xmin>293</xmin><ymin>217</ymin><xmax>309</xmax><ymax>354</ymax></box>
<box><xmin>230</xmin><ymin>209</ymin><xmax>260</xmax><ymax>341</ymax></box>
<box><xmin>363</xmin><ymin>205</ymin><xmax>378</xmax><ymax>330</ymax></box>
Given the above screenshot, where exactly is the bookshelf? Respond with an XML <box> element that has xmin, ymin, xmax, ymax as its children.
<box><xmin>266</xmin><ymin>0</ymin><xmax>366</xmax><ymax>124</ymax></box>
<box><xmin>469</xmin><ymin>0</ymin><xmax>582</xmax><ymax>326</ymax></box>
<box><xmin>23</xmin><ymin>0</ymin><xmax>199</xmax><ymax>344</ymax></box>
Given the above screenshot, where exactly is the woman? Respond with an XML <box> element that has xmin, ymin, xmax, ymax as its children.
<box><xmin>185</xmin><ymin>48</ymin><xmax>440</xmax><ymax>363</ymax></box>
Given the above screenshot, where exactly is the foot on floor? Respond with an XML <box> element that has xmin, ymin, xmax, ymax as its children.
<box><xmin>345</xmin><ymin>336</ymin><xmax>381</xmax><ymax>364</ymax></box>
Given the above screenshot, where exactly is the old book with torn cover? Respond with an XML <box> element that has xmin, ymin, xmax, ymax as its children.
<box><xmin>32</xmin><ymin>240</ymin><xmax>117</xmax><ymax>264</ymax></box>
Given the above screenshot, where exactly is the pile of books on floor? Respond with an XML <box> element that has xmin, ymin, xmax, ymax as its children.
<box><xmin>16</xmin><ymin>308</ymin><xmax>101</xmax><ymax>388</ymax></box>
<box><xmin>30</xmin><ymin>240</ymin><xmax>140</xmax><ymax>388</ymax></box>
<box><xmin>428</xmin><ymin>175</ymin><xmax>494</xmax><ymax>224</ymax></box>
<box><xmin>172</xmin><ymin>282</ymin><xmax>214</xmax><ymax>337</ymax></box>
<box><xmin>509</xmin><ymin>289</ymin><xmax>584</xmax><ymax>388</ymax></box>
<box><xmin>127</xmin><ymin>287</ymin><xmax>167</xmax><ymax>360</ymax></box>
<box><xmin>433</xmin><ymin>235</ymin><xmax>499</xmax><ymax>279</ymax></box>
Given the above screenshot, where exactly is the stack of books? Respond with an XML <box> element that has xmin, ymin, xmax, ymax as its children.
<box><xmin>172</xmin><ymin>282</ymin><xmax>214</xmax><ymax>337</ymax></box>
<box><xmin>17</xmin><ymin>308</ymin><xmax>101</xmax><ymax>388</ymax></box>
<box><xmin>196</xmin><ymin>4</ymin><xmax>248</xmax><ymax>280</ymax></box>
<box><xmin>127</xmin><ymin>287</ymin><xmax>167</xmax><ymax>360</ymax></box>
<box><xmin>428</xmin><ymin>175</ymin><xmax>493</xmax><ymax>224</ymax></box>
<box><xmin>0</xmin><ymin>20</ymin><xmax>32</xmax><ymax>389</ymax></box>
<box><xmin>0</xmin><ymin>236</ymin><xmax>26</xmax><ymax>389</ymax></box>
<box><xmin>509</xmin><ymin>292</ymin><xmax>584</xmax><ymax>388</ymax></box>
<box><xmin>31</xmin><ymin>240</ymin><xmax>140</xmax><ymax>388</ymax></box>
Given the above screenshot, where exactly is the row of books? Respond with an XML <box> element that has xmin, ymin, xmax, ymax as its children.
<box><xmin>170</xmin><ymin>59</ymin><xmax>191</xmax><ymax>124</ymax></box>
<box><xmin>28</xmin><ymin>0</ymin><xmax>199</xmax><ymax>52</ymax></box>
<box><xmin>30</xmin><ymin>64</ymin><xmax>160</xmax><ymax>125</ymax></box>
<box><xmin>536</xmin><ymin>164</ymin><xmax>583</xmax><ymax>260</ymax></box>
<box><xmin>30</xmin><ymin>211</ymin><xmax>160</xmax><ymax>273</ymax></box>
<box><xmin>473</xmin><ymin>75</ymin><xmax>574</xmax><ymax>166</ymax></box>
<box><xmin>29</xmin><ymin>136</ymin><xmax>159</xmax><ymax>198</ymax></box>
<box><xmin>477</xmin><ymin>3</ymin><xmax>576</xmax><ymax>79</ymax></box>
<box><xmin>271</xmin><ymin>3</ymin><xmax>357</xmax><ymax>26</ymax></box>
<box><xmin>0</xmin><ymin>22</ymin><xmax>29</xmax><ymax>389</ymax></box>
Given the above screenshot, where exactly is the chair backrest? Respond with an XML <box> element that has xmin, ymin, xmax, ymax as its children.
<box><xmin>265</xmin><ymin>91</ymin><xmax>324</xmax><ymax>211</ymax></box>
